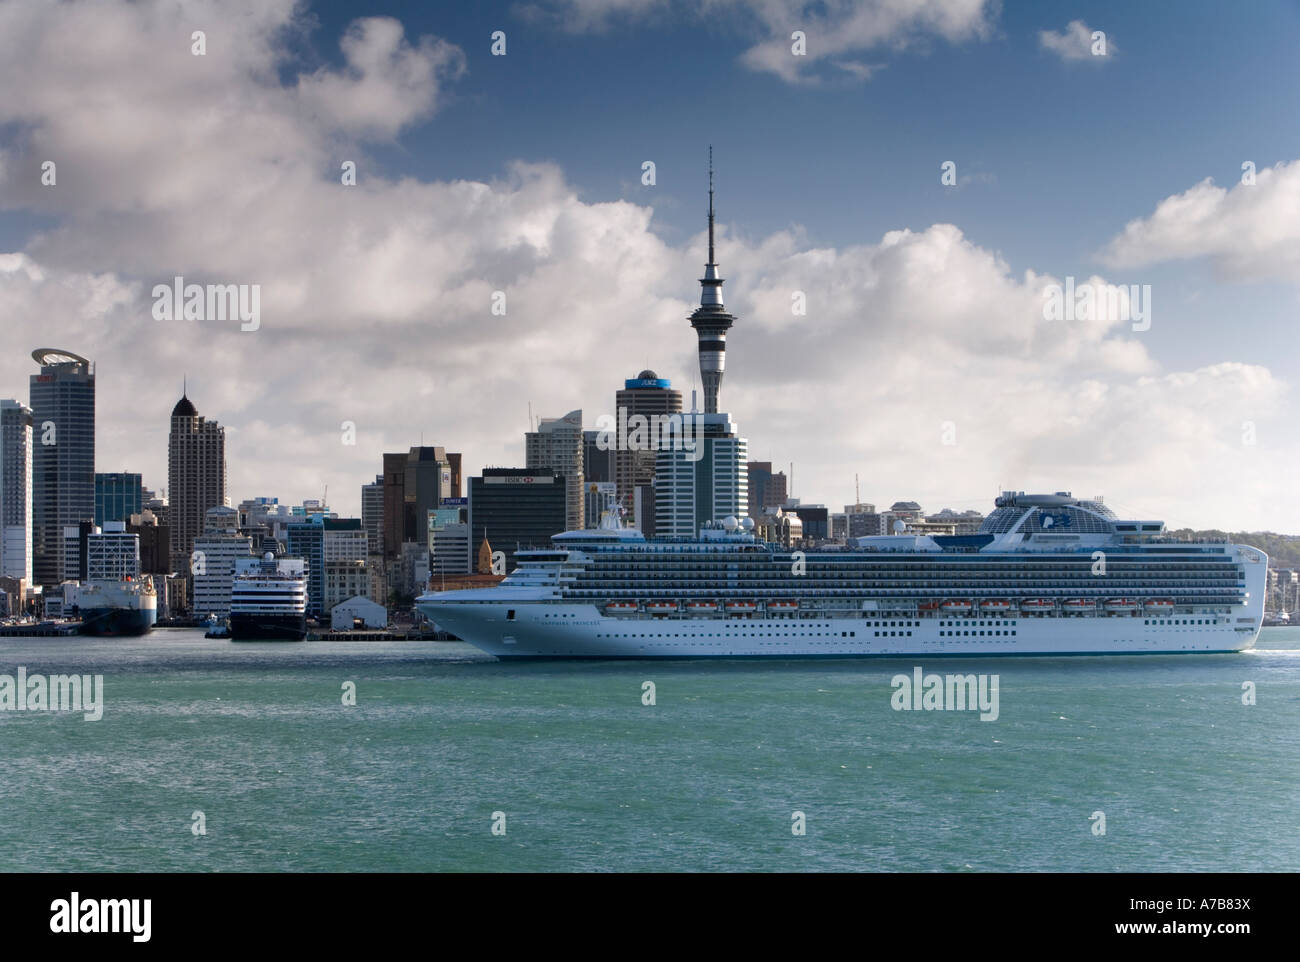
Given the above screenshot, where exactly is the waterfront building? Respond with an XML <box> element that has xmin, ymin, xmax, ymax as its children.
<box><xmin>0</xmin><ymin>399</ymin><xmax>33</xmax><ymax>586</ymax></box>
<box><xmin>526</xmin><ymin>409</ymin><xmax>584</xmax><ymax>532</ymax></box>
<box><xmin>323</xmin><ymin>559</ymin><xmax>369</xmax><ymax>611</ymax></box>
<box><xmin>95</xmin><ymin>472</ymin><xmax>143</xmax><ymax>526</ymax></box>
<box><xmin>286</xmin><ymin>517</ymin><xmax>365</xmax><ymax>617</ymax></box>
<box><xmin>468</xmin><ymin>468</ymin><xmax>567</xmax><ymax>571</ymax></box>
<box><xmin>331</xmin><ymin>596</ymin><xmax>387</xmax><ymax>630</ymax></box>
<box><xmin>168</xmin><ymin>391</ymin><xmax>226</xmax><ymax>572</ymax></box>
<box><xmin>30</xmin><ymin>349</ymin><xmax>95</xmax><ymax>587</ymax></box>
<box><xmin>189</xmin><ymin>531</ymin><xmax>253</xmax><ymax>618</ymax></box>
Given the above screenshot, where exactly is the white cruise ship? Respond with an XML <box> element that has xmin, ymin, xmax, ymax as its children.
<box><xmin>229</xmin><ymin>553</ymin><xmax>308</xmax><ymax>641</ymax></box>
<box><xmin>415</xmin><ymin>492</ymin><xmax>1266</xmax><ymax>659</ymax></box>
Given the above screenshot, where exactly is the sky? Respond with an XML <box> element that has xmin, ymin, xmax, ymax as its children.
<box><xmin>1</xmin><ymin>0</ymin><xmax>1298</xmax><ymax>531</ymax></box>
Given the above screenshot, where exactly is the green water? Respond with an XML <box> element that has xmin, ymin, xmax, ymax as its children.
<box><xmin>1</xmin><ymin>628</ymin><xmax>1297</xmax><ymax>871</ymax></box>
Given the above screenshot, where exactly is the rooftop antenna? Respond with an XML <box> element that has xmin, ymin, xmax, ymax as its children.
<box><xmin>707</xmin><ymin>144</ymin><xmax>715</xmax><ymax>268</ymax></box>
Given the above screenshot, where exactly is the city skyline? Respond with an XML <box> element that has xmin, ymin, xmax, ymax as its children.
<box><xmin>2</xmin><ymin>0</ymin><xmax>1298</xmax><ymax>531</ymax></box>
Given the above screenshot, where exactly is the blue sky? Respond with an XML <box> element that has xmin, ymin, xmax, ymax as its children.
<box><xmin>314</xmin><ymin>0</ymin><xmax>1300</xmax><ymax>377</ymax></box>
<box><xmin>1</xmin><ymin>0</ymin><xmax>1298</xmax><ymax>529</ymax></box>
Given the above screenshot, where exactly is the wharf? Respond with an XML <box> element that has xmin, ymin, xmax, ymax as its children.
<box><xmin>0</xmin><ymin>622</ymin><xmax>83</xmax><ymax>637</ymax></box>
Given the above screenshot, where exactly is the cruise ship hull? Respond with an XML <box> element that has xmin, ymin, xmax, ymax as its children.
<box><xmin>228</xmin><ymin>613</ymin><xmax>308</xmax><ymax>642</ymax></box>
<box><xmin>419</xmin><ymin>600</ymin><xmax>1261</xmax><ymax>659</ymax></box>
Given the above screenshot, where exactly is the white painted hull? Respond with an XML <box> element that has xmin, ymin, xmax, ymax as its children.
<box><xmin>417</xmin><ymin>601</ymin><xmax>1261</xmax><ymax>659</ymax></box>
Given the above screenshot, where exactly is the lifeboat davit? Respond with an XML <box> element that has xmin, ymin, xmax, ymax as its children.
<box><xmin>1020</xmin><ymin>599</ymin><xmax>1054</xmax><ymax>610</ymax></box>
<box><xmin>605</xmin><ymin>601</ymin><xmax>638</xmax><ymax>612</ymax></box>
<box><xmin>940</xmin><ymin>599</ymin><xmax>973</xmax><ymax>612</ymax></box>
<box><xmin>1104</xmin><ymin>598</ymin><xmax>1140</xmax><ymax>610</ymax></box>
<box><xmin>645</xmin><ymin>601</ymin><xmax>679</xmax><ymax>614</ymax></box>
<box><xmin>1144</xmin><ymin>598</ymin><xmax>1175</xmax><ymax>610</ymax></box>
<box><xmin>1063</xmin><ymin>599</ymin><xmax>1094</xmax><ymax>610</ymax></box>
<box><xmin>979</xmin><ymin>599</ymin><xmax>1012</xmax><ymax>611</ymax></box>
<box><xmin>768</xmin><ymin>600</ymin><xmax>799</xmax><ymax>610</ymax></box>
<box><xmin>685</xmin><ymin>600</ymin><xmax>719</xmax><ymax>612</ymax></box>
<box><xmin>918</xmin><ymin>601</ymin><xmax>942</xmax><ymax>612</ymax></box>
<box><xmin>725</xmin><ymin>600</ymin><xmax>759</xmax><ymax>612</ymax></box>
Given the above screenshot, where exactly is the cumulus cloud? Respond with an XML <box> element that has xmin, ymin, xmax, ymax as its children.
<box><xmin>0</xmin><ymin>0</ymin><xmax>1291</xmax><ymax>530</ymax></box>
<box><xmin>1101</xmin><ymin>160</ymin><xmax>1300</xmax><ymax>282</ymax></box>
<box><xmin>297</xmin><ymin>17</ymin><xmax>466</xmax><ymax>137</ymax></box>
<box><xmin>1039</xmin><ymin>19</ymin><xmax>1112</xmax><ymax>62</ymax></box>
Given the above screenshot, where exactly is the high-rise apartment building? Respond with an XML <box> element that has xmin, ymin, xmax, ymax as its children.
<box><xmin>168</xmin><ymin>392</ymin><xmax>226</xmax><ymax>572</ymax></box>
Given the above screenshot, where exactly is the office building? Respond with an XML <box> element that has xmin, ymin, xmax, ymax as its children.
<box><xmin>583</xmin><ymin>430</ymin><xmax>613</xmax><ymax>484</ymax></box>
<box><xmin>85</xmin><ymin>522</ymin><xmax>141</xmax><ymax>581</ymax></box>
<box><xmin>30</xmin><ymin>349</ymin><xmax>95</xmax><ymax>586</ymax></box>
<box><xmin>168</xmin><ymin>391</ymin><xmax>226</xmax><ymax>572</ymax></box>
<box><xmin>0</xmin><ymin>399</ymin><xmax>34</xmax><ymax>586</ymax></box>
<box><xmin>468</xmin><ymin>468</ymin><xmax>567</xmax><ymax>571</ymax></box>
<box><xmin>382</xmin><ymin>446</ymin><xmax>461</xmax><ymax>560</ymax></box>
<box><xmin>746</xmin><ymin>462</ymin><xmax>788</xmax><ymax>518</ymax></box>
<box><xmin>526</xmin><ymin>409</ymin><xmax>584</xmax><ymax>532</ymax></box>
<box><xmin>128</xmin><ymin>509</ymin><xmax>171</xmax><ymax>575</ymax></box>
<box><xmin>95</xmin><ymin>472</ymin><xmax>143</xmax><ymax>526</ymax></box>
<box><xmin>287</xmin><ymin>516</ymin><xmax>366</xmax><ymax>617</ymax></box>
<box><xmin>191</xmin><ymin>531</ymin><xmax>254</xmax><ymax>618</ymax></box>
<box><xmin>654</xmin><ymin>412</ymin><xmax>748</xmax><ymax>538</ymax></box>
<box><xmin>612</xmin><ymin>371</ymin><xmax>682</xmax><ymax>534</ymax></box>
<box><xmin>361</xmin><ymin>475</ymin><xmax>384</xmax><ymax>557</ymax></box>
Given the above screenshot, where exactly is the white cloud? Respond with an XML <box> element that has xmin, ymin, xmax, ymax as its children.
<box><xmin>1039</xmin><ymin>19</ymin><xmax>1112</xmax><ymax>62</ymax></box>
<box><xmin>524</xmin><ymin>0</ymin><xmax>997</xmax><ymax>83</ymax></box>
<box><xmin>0</xmin><ymin>0</ymin><xmax>1291</xmax><ymax>531</ymax></box>
<box><xmin>1101</xmin><ymin>160</ymin><xmax>1300</xmax><ymax>282</ymax></box>
<box><xmin>297</xmin><ymin>17</ymin><xmax>466</xmax><ymax>138</ymax></box>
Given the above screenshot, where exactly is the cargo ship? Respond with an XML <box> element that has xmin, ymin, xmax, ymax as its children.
<box><xmin>76</xmin><ymin>576</ymin><xmax>158</xmax><ymax>637</ymax></box>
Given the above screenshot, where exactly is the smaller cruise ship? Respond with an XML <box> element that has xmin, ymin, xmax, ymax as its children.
<box><xmin>229</xmin><ymin>553</ymin><xmax>308</xmax><ymax>641</ymax></box>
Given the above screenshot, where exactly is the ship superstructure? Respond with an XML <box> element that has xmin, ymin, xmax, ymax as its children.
<box><xmin>415</xmin><ymin>492</ymin><xmax>1266</xmax><ymax>659</ymax></box>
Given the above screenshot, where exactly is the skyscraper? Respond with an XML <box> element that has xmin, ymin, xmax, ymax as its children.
<box><xmin>526</xmin><ymin>409</ymin><xmax>583</xmax><ymax>532</ymax></box>
<box><xmin>168</xmin><ymin>391</ymin><xmax>227</xmax><ymax>572</ymax></box>
<box><xmin>29</xmin><ymin>349</ymin><xmax>95</xmax><ymax>587</ymax></box>
<box><xmin>361</xmin><ymin>474</ymin><xmax>384</xmax><ymax>557</ymax></box>
<box><xmin>0</xmin><ymin>399</ymin><xmax>34</xmax><ymax>586</ymax></box>
<box><xmin>612</xmin><ymin>371</ymin><xmax>681</xmax><ymax>532</ymax></box>
<box><xmin>690</xmin><ymin>149</ymin><xmax>737</xmax><ymax>415</ymax></box>
<box><xmin>381</xmin><ymin>446</ymin><xmax>461</xmax><ymax>558</ymax></box>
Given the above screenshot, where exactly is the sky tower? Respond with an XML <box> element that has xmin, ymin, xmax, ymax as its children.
<box><xmin>689</xmin><ymin>147</ymin><xmax>737</xmax><ymax>414</ymax></box>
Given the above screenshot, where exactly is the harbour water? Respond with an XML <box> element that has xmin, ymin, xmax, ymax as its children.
<box><xmin>1</xmin><ymin>628</ymin><xmax>1296</xmax><ymax>872</ymax></box>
